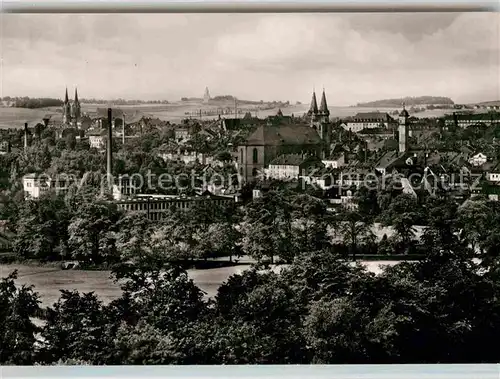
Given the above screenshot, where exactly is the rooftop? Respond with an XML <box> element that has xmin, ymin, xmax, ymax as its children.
<box><xmin>244</xmin><ymin>124</ymin><xmax>322</xmax><ymax>146</ymax></box>
<box><xmin>350</xmin><ymin>112</ymin><xmax>394</xmax><ymax>122</ymax></box>
<box><xmin>269</xmin><ymin>154</ymin><xmax>319</xmax><ymax>166</ymax></box>
<box><xmin>323</xmin><ymin>152</ymin><xmax>344</xmax><ymax>161</ymax></box>
<box><xmin>374</xmin><ymin>151</ymin><xmax>402</xmax><ymax>169</ymax></box>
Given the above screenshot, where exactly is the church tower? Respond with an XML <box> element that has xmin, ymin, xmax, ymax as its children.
<box><xmin>308</xmin><ymin>90</ymin><xmax>319</xmax><ymax>126</ymax></box>
<box><xmin>73</xmin><ymin>87</ymin><xmax>81</xmax><ymax>126</ymax></box>
<box><xmin>398</xmin><ymin>103</ymin><xmax>409</xmax><ymax>154</ymax></box>
<box><xmin>63</xmin><ymin>87</ymin><xmax>72</xmax><ymax>125</ymax></box>
<box><xmin>309</xmin><ymin>88</ymin><xmax>331</xmax><ymax>158</ymax></box>
<box><xmin>318</xmin><ymin>88</ymin><xmax>330</xmax><ymax>124</ymax></box>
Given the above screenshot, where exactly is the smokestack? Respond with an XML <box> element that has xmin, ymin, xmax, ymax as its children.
<box><xmin>122</xmin><ymin>114</ymin><xmax>125</xmax><ymax>145</ymax></box>
<box><xmin>107</xmin><ymin>108</ymin><xmax>113</xmax><ymax>192</ymax></box>
<box><xmin>24</xmin><ymin>123</ymin><xmax>28</xmax><ymax>150</ymax></box>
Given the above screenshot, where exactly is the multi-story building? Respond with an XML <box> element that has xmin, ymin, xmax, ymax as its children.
<box><xmin>23</xmin><ymin>173</ymin><xmax>76</xmax><ymax>199</ymax></box>
<box><xmin>266</xmin><ymin>154</ymin><xmax>323</xmax><ymax>181</ymax></box>
<box><xmin>88</xmin><ymin>129</ymin><xmax>107</xmax><ymax>150</ymax></box>
<box><xmin>23</xmin><ymin>174</ymin><xmax>51</xmax><ymax>199</ymax></box>
<box><xmin>344</xmin><ymin>112</ymin><xmax>395</xmax><ymax>133</ymax></box>
<box><xmin>322</xmin><ymin>151</ymin><xmax>345</xmax><ymax>169</ymax></box>
<box><xmin>0</xmin><ymin>141</ymin><xmax>11</xmax><ymax>155</ymax></box>
<box><xmin>114</xmin><ymin>193</ymin><xmax>235</xmax><ymax>221</ymax></box>
<box><xmin>159</xmin><ymin>149</ymin><xmax>209</xmax><ymax>165</ymax></box>
<box><xmin>444</xmin><ymin>112</ymin><xmax>500</xmax><ymax>128</ymax></box>
<box><xmin>339</xmin><ymin>168</ymin><xmax>378</xmax><ymax>188</ymax></box>
<box><xmin>112</xmin><ymin>176</ymin><xmax>141</xmax><ymax>201</ymax></box>
<box><xmin>174</xmin><ymin>127</ymin><xmax>191</xmax><ymax>142</ymax></box>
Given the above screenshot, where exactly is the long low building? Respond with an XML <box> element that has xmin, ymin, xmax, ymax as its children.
<box><xmin>114</xmin><ymin>192</ymin><xmax>236</xmax><ymax>221</ymax></box>
<box><xmin>444</xmin><ymin>112</ymin><xmax>500</xmax><ymax>128</ymax></box>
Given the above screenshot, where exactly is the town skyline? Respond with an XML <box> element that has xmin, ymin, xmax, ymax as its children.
<box><xmin>1</xmin><ymin>13</ymin><xmax>499</xmax><ymax>105</ymax></box>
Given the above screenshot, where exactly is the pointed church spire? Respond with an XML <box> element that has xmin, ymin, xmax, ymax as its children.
<box><xmin>64</xmin><ymin>87</ymin><xmax>69</xmax><ymax>104</ymax></box>
<box><xmin>319</xmin><ymin>88</ymin><xmax>329</xmax><ymax>115</ymax></box>
<box><xmin>74</xmin><ymin>87</ymin><xmax>79</xmax><ymax>103</ymax></box>
<box><xmin>309</xmin><ymin>90</ymin><xmax>318</xmax><ymax>115</ymax></box>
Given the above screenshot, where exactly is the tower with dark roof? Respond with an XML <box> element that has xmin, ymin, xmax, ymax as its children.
<box><xmin>309</xmin><ymin>88</ymin><xmax>331</xmax><ymax>158</ymax></box>
<box><xmin>73</xmin><ymin>87</ymin><xmax>81</xmax><ymax>125</ymax></box>
<box><xmin>398</xmin><ymin>102</ymin><xmax>409</xmax><ymax>154</ymax></box>
<box><xmin>318</xmin><ymin>88</ymin><xmax>330</xmax><ymax>123</ymax></box>
<box><xmin>308</xmin><ymin>90</ymin><xmax>319</xmax><ymax>117</ymax></box>
<box><xmin>63</xmin><ymin>87</ymin><xmax>72</xmax><ymax>125</ymax></box>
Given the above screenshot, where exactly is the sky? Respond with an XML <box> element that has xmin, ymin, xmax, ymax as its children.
<box><xmin>0</xmin><ymin>12</ymin><xmax>499</xmax><ymax>105</ymax></box>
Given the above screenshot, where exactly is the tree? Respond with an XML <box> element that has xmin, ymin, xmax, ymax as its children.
<box><xmin>0</xmin><ymin>271</ymin><xmax>41</xmax><ymax>365</ymax></box>
<box><xmin>192</xmin><ymin>222</ymin><xmax>241</xmax><ymax>260</ymax></box>
<box><xmin>335</xmin><ymin>211</ymin><xmax>374</xmax><ymax>260</ymax></box>
<box><xmin>457</xmin><ymin>199</ymin><xmax>491</xmax><ymax>254</ymax></box>
<box><xmin>64</xmin><ymin>133</ymin><xmax>76</xmax><ymax>150</ymax></box>
<box><xmin>111</xmin><ymin>262</ymin><xmax>208</xmax><ymax>338</ymax></box>
<box><xmin>67</xmin><ymin>202</ymin><xmax>120</xmax><ymax>264</ymax></box>
<box><xmin>39</xmin><ymin>290</ymin><xmax>114</xmax><ymax>364</ymax></box>
<box><xmin>282</xmin><ymin>249</ymin><xmax>369</xmax><ymax>304</ymax></box>
<box><xmin>290</xmin><ymin>194</ymin><xmax>330</xmax><ymax>255</ymax></box>
<box><xmin>355</xmin><ymin>186</ymin><xmax>380</xmax><ymax>221</ymax></box>
<box><xmin>213</xmin><ymin>269</ymin><xmax>308</xmax><ymax>363</ymax></box>
<box><xmin>13</xmin><ymin>195</ymin><xmax>71</xmax><ymax>260</ymax></box>
<box><xmin>113</xmin><ymin>212</ymin><xmax>153</xmax><ymax>262</ymax></box>
<box><xmin>381</xmin><ymin>194</ymin><xmax>420</xmax><ymax>252</ymax></box>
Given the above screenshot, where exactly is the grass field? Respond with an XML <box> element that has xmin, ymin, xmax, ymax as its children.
<box><xmin>1</xmin><ymin>260</ymin><xmax>401</xmax><ymax>307</ymax></box>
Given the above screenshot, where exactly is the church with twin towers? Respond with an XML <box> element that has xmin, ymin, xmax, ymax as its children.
<box><xmin>62</xmin><ymin>87</ymin><xmax>81</xmax><ymax>126</ymax></box>
<box><xmin>307</xmin><ymin>88</ymin><xmax>332</xmax><ymax>156</ymax></box>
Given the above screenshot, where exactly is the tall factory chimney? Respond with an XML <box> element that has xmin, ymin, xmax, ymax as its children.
<box><xmin>24</xmin><ymin>123</ymin><xmax>28</xmax><ymax>150</ymax></box>
<box><xmin>107</xmin><ymin>108</ymin><xmax>113</xmax><ymax>192</ymax></box>
<box><xmin>122</xmin><ymin>114</ymin><xmax>125</xmax><ymax>145</ymax></box>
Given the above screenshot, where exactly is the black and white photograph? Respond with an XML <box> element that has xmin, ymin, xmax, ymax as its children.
<box><xmin>0</xmin><ymin>10</ymin><xmax>500</xmax><ymax>367</ymax></box>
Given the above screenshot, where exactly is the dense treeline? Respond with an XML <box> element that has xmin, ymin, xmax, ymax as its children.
<box><xmin>3</xmin><ymin>202</ymin><xmax>500</xmax><ymax>364</ymax></box>
<box><xmin>356</xmin><ymin>96</ymin><xmax>455</xmax><ymax>107</ymax></box>
<box><xmin>3</xmin><ymin>97</ymin><xmax>64</xmax><ymax>109</ymax></box>
<box><xmin>79</xmin><ymin>98</ymin><xmax>170</xmax><ymax>105</ymax></box>
<box><xmin>1</xmin><ymin>96</ymin><xmax>169</xmax><ymax>106</ymax></box>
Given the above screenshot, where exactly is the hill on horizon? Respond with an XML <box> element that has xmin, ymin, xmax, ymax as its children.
<box><xmin>355</xmin><ymin>96</ymin><xmax>455</xmax><ymax>107</ymax></box>
<box><xmin>472</xmin><ymin>100</ymin><xmax>500</xmax><ymax>106</ymax></box>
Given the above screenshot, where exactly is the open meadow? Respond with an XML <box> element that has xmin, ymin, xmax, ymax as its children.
<box><xmin>1</xmin><ymin>260</ymin><xmax>401</xmax><ymax>308</ymax></box>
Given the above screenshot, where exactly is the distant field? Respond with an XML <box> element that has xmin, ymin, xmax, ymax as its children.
<box><xmin>0</xmin><ymin>101</ymin><xmax>453</xmax><ymax>129</ymax></box>
<box><xmin>0</xmin><ymin>107</ymin><xmax>60</xmax><ymax>129</ymax></box>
